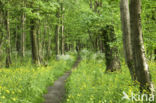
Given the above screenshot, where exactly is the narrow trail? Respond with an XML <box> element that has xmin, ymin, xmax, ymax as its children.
<box><xmin>43</xmin><ymin>56</ymin><xmax>81</xmax><ymax>103</ymax></box>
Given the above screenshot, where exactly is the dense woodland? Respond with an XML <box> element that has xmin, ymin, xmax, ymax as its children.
<box><xmin>0</xmin><ymin>0</ymin><xmax>155</xmax><ymax>103</ymax></box>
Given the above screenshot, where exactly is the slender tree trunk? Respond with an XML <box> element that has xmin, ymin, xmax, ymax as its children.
<box><xmin>61</xmin><ymin>1</ymin><xmax>65</xmax><ymax>55</ymax></box>
<box><xmin>37</xmin><ymin>26</ymin><xmax>41</xmax><ymax>59</ymax></box>
<box><xmin>15</xmin><ymin>25</ymin><xmax>20</xmax><ymax>54</ymax></box>
<box><xmin>21</xmin><ymin>12</ymin><xmax>25</xmax><ymax>57</ymax></box>
<box><xmin>120</xmin><ymin>0</ymin><xmax>136</xmax><ymax>80</ymax></box>
<box><xmin>130</xmin><ymin>0</ymin><xmax>154</xmax><ymax>93</ymax></box>
<box><xmin>0</xmin><ymin>10</ymin><xmax>4</xmax><ymax>61</ymax></box>
<box><xmin>76</xmin><ymin>40</ymin><xmax>81</xmax><ymax>53</ymax></box>
<box><xmin>55</xmin><ymin>20</ymin><xmax>60</xmax><ymax>56</ymax></box>
<box><xmin>55</xmin><ymin>0</ymin><xmax>60</xmax><ymax>56</ymax></box>
<box><xmin>0</xmin><ymin>11</ymin><xmax>4</xmax><ymax>49</ymax></box>
<box><xmin>43</xmin><ymin>22</ymin><xmax>47</xmax><ymax>57</ymax></box>
<box><xmin>37</xmin><ymin>23</ymin><xmax>46</xmax><ymax>65</ymax></box>
<box><xmin>5</xmin><ymin>11</ymin><xmax>12</xmax><ymax>68</ymax></box>
<box><xmin>46</xmin><ymin>26</ymin><xmax>52</xmax><ymax>59</ymax></box>
<box><xmin>102</xmin><ymin>25</ymin><xmax>121</xmax><ymax>72</ymax></box>
<box><xmin>30</xmin><ymin>19</ymin><xmax>40</xmax><ymax>65</ymax></box>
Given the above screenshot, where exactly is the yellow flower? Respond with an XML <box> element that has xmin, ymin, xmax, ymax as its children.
<box><xmin>12</xmin><ymin>98</ymin><xmax>16</xmax><ymax>101</ymax></box>
<box><xmin>67</xmin><ymin>99</ymin><xmax>70</xmax><ymax>102</ymax></box>
<box><xmin>68</xmin><ymin>95</ymin><xmax>71</xmax><ymax>98</ymax></box>
<box><xmin>98</xmin><ymin>100</ymin><xmax>102</xmax><ymax>103</ymax></box>
<box><xmin>90</xmin><ymin>98</ymin><xmax>93</xmax><ymax>100</ymax></box>
<box><xmin>6</xmin><ymin>90</ymin><xmax>10</xmax><ymax>94</ymax></box>
<box><xmin>77</xmin><ymin>93</ymin><xmax>81</xmax><ymax>97</ymax></box>
<box><xmin>1</xmin><ymin>96</ymin><xmax>5</xmax><ymax>99</ymax></box>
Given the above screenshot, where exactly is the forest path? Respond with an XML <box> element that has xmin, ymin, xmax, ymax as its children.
<box><xmin>43</xmin><ymin>56</ymin><xmax>81</xmax><ymax>103</ymax></box>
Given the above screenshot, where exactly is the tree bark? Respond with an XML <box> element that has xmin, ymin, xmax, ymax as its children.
<box><xmin>43</xmin><ymin>22</ymin><xmax>47</xmax><ymax>57</ymax></box>
<box><xmin>46</xmin><ymin>26</ymin><xmax>52</xmax><ymax>59</ymax></box>
<box><xmin>21</xmin><ymin>11</ymin><xmax>25</xmax><ymax>57</ymax></box>
<box><xmin>120</xmin><ymin>0</ymin><xmax>136</xmax><ymax>80</ymax></box>
<box><xmin>55</xmin><ymin>0</ymin><xmax>60</xmax><ymax>56</ymax></box>
<box><xmin>5</xmin><ymin>11</ymin><xmax>12</xmax><ymax>68</ymax></box>
<box><xmin>102</xmin><ymin>25</ymin><xmax>121</xmax><ymax>72</ymax></box>
<box><xmin>30</xmin><ymin>19</ymin><xmax>40</xmax><ymax>65</ymax></box>
<box><xmin>130</xmin><ymin>0</ymin><xmax>154</xmax><ymax>93</ymax></box>
<box><xmin>61</xmin><ymin>1</ymin><xmax>65</xmax><ymax>55</ymax></box>
<box><xmin>0</xmin><ymin>10</ymin><xmax>4</xmax><ymax>49</ymax></box>
<box><xmin>15</xmin><ymin>24</ymin><xmax>21</xmax><ymax>54</ymax></box>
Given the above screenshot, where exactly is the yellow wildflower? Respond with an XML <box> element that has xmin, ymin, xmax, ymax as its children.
<box><xmin>6</xmin><ymin>90</ymin><xmax>10</xmax><ymax>94</ymax></box>
<box><xmin>77</xmin><ymin>93</ymin><xmax>81</xmax><ymax>97</ymax></box>
<box><xmin>1</xmin><ymin>96</ymin><xmax>5</xmax><ymax>99</ymax></box>
<box><xmin>12</xmin><ymin>98</ymin><xmax>16</xmax><ymax>101</ymax></box>
<box><xmin>67</xmin><ymin>99</ymin><xmax>70</xmax><ymax>102</ymax></box>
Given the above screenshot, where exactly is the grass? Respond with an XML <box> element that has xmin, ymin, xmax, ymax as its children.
<box><xmin>0</xmin><ymin>56</ymin><xmax>75</xmax><ymax>103</ymax></box>
<box><xmin>0</xmin><ymin>51</ymin><xmax>155</xmax><ymax>103</ymax></box>
<box><xmin>64</xmin><ymin>59</ymin><xmax>156</xmax><ymax>103</ymax></box>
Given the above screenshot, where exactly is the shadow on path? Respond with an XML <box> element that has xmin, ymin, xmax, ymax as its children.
<box><xmin>43</xmin><ymin>55</ymin><xmax>81</xmax><ymax>103</ymax></box>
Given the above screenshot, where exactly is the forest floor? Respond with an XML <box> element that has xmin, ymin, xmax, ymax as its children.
<box><xmin>43</xmin><ymin>56</ymin><xmax>81</xmax><ymax>103</ymax></box>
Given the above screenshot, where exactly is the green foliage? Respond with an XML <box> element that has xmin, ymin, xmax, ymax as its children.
<box><xmin>64</xmin><ymin>59</ymin><xmax>156</xmax><ymax>103</ymax></box>
<box><xmin>0</xmin><ymin>0</ymin><xmax>155</xmax><ymax>57</ymax></box>
<box><xmin>0</xmin><ymin>0</ymin><xmax>155</xmax><ymax>102</ymax></box>
<box><xmin>0</xmin><ymin>59</ymin><xmax>73</xmax><ymax>103</ymax></box>
<box><xmin>142</xmin><ymin>0</ymin><xmax>156</xmax><ymax>58</ymax></box>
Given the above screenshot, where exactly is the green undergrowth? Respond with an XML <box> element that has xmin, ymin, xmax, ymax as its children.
<box><xmin>0</xmin><ymin>56</ymin><xmax>75</xmax><ymax>103</ymax></box>
<box><xmin>64</xmin><ymin>59</ymin><xmax>156</xmax><ymax>103</ymax></box>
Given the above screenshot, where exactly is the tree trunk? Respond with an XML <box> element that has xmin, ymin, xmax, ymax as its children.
<box><xmin>55</xmin><ymin>21</ymin><xmax>60</xmax><ymax>56</ymax></box>
<box><xmin>61</xmin><ymin>1</ymin><xmax>65</xmax><ymax>55</ymax></box>
<box><xmin>55</xmin><ymin>0</ymin><xmax>60</xmax><ymax>56</ymax></box>
<box><xmin>130</xmin><ymin>0</ymin><xmax>154</xmax><ymax>93</ymax></box>
<box><xmin>37</xmin><ymin>24</ymin><xmax>45</xmax><ymax>65</ymax></box>
<box><xmin>21</xmin><ymin>12</ymin><xmax>25</xmax><ymax>57</ymax></box>
<box><xmin>43</xmin><ymin>22</ymin><xmax>47</xmax><ymax>57</ymax></box>
<box><xmin>120</xmin><ymin>0</ymin><xmax>136</xmax><ymax>80</ymax></box>
<box><xmin>16</xmin><ymin>22</ymin><xmax>21</xmax><ymax>54</ymax></box>
<box><xmin>30</xmin><ymin>19</ymin><xmax>40</xmax><ymax>65</ymax></box>
<box><xmin>0</xmin><ymin>10</ymin><xmax>4</xmax><ymax>49</ymax></box>
<box><xmin>102</xmin><ymin>25</ymin><xmax>121</xmax><ymax>72</ymax></box>
<box><xmin>46</xmin><ymin>26</ymin><xmax>52</xmax><ymax>59</ymax></box>
<box><xmin>5</xmin><ymin>11</ymin><xmax>12</xmax><ymax>68</ymax></box>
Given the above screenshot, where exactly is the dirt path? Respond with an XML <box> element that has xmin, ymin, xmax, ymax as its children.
<box><xmin>43</xmin><ymin>56</ymin><xmax>81</xmax><ymax>103</ymax></box>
